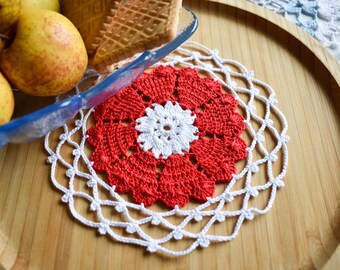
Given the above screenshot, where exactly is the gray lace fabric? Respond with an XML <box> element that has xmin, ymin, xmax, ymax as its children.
<box><xmin>248</xmin><ymin>0</ymin><xmax>340</xmax><ymax>60</ymax></box>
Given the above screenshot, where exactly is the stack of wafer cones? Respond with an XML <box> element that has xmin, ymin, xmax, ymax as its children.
<box><xmin>60</xmin><ymin>0</ymin><xmax>182</xmax><ymax>73</ymax></box>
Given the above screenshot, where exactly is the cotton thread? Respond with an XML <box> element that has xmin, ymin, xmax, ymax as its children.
<box><xmin>86</xmin><ymin>66</ymin><xmax>248</xmax><ymax>208</ymax></box>
<box><xmin>45</xmin><ymin>41</ymin><xmax>290</xmax><ymax>256</ymax></box>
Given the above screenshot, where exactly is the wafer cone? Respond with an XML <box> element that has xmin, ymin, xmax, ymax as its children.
<box><xmin>90</xmin><ymin>0</ymin><xmax>182</xmax><ymax>72</ymax></box>
<box><xmin>59</xmin><ymin>0</ymin><xmax>127</xmax><ymax>56</ymax></box>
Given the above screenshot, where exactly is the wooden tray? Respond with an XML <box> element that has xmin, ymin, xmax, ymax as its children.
<box><xmin>0</xmin><ymin>0</ymin><xmax>339</xmax><ymax>269</ymax></box>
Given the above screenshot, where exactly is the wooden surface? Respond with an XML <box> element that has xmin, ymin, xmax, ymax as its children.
<box><xmin>0</xmin><ymin>0</ymin><xmax>339</xmax><ymax>269</ymax></box>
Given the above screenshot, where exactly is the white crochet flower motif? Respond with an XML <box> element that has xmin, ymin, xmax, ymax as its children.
<box><xmin>135</xmin><ymin>101</ymin><xmax>198</xmax><ymax>159</ymax></box>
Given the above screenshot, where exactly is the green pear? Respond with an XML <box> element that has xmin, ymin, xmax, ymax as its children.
<box><xmin>21</xmin><ymin>0</ymin><xmax>60</xmax><ymax>12</ymax></box>
<box><xmin>0</xmin><ymin>0</ymin><xmax>21</xmax><ymax>34</ymax></box>
<box><xmin>0</xmin><ymin>10</ymin><xmax>88</xmax><ymax>96</ymax></box>
<box><xmin>0</xmin><ymin>71</ymin><xmax>14</xmax><ymax>125</ymax></box>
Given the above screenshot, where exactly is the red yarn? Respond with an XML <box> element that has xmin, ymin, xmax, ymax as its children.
<box><xmin>87</xmin><ymin>66</ymin><xmax>248</xmax><ymax>208</ymax></box>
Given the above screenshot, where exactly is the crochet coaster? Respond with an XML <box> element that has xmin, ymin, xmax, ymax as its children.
<box><xmin>86</xmin><ymin>66</ymin><xmax>248</xmax><ymax>208</ymax></box>
<box><xmin>45</xmin><ymin>41</ymin><xmax>289</xmax><ymax>256</ymax></box>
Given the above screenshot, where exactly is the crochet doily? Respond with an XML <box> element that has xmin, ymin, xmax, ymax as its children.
<box><xmin>86</xmin><ymin>66</ymin><xmax>248</xmax><ymax>208</ymax></box>
<box><xmin>45</xmin><ymin>41</ymin><xmax>290</xmax><ymax>256</ymax></box>
<box><xmin>248</xmin><ymin>0</ymin><xmax>340</xmax><ymax>60</ymax></box>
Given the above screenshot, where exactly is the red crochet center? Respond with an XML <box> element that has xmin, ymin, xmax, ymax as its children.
<box><xmin>87</xmin><ymin>66</ymin><xmax>248</xmax><ymax>208</ymax></box>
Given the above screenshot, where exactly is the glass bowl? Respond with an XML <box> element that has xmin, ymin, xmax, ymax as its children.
<box><xmin>0</xmin><ymin>7</ymin><xmax>198</xmax><ymax>147</ymax></box>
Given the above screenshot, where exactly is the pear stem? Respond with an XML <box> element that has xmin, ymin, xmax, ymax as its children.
<box><xmin>0</xmin><ymin>33</ymin><xmax>10</xmax><ymax>40</ymax></box>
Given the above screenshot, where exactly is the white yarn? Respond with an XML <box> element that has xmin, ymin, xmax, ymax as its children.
<box><xmin>45</xmin><ymin>41</ymin><xmax>290</xmax><ymax>256</ymax></box>
<box><xmin>136</xmin><ymin>101</ymin><xmax>198</xmax><ymax>159</ymax></box>
<box><xmin>248</xmin><ymin>0</ymin><xmax>340</xmax><ymax>60</ymax></box>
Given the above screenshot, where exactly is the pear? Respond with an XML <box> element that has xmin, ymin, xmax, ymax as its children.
<box><xmin>0</xmin><ymin>71</ymin><xmax>14</xmax><ymax>125</ymax></box>
<box><xmin>0</xmin><ymin>38</ymin><xmax>4</xmax><ymax>52</ymax></box>
<box><xmin>0</xmin><ymin>10</ymin><xmax>88</xmax><ymax>96</ymax></box>
<box><xmin>21</xmin><ymin>0</ymin><xmax>60</xmax><ymax>12</ymax></box>
<box><xmin>0</xmin><ymin>0</ymin><xmax>21</xmax><ymax>34</ymax></box>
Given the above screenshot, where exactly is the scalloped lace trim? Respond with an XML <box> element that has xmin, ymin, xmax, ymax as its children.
<box><xmin>248</xmin><ymin>0</ymin><xmax>340</xmax><ymax>60</ymax></box>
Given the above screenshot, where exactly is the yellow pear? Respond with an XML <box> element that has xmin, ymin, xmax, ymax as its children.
<box><xmin>0</xmin><ymin>71</ymin><xmax>14</xmax><ymax>125</ymax></box>
<box><xmin>0</xmin><ymin>38</ymin><xmax>4</xmax><ymax>52</ymax></box>
<box><xmin>0</xmin><ymin>10</ymin><xmax>88</xmax><ymax>96</ymax></box>
<box><xmin>0</xmin><ymin>0</ymin><xmax>21</xmax><ymax>34</ymax></box>
<box><xmin>21</xmin><ymin>0</ymin><xmax>60</xmax><ymax>12</ymax></box>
